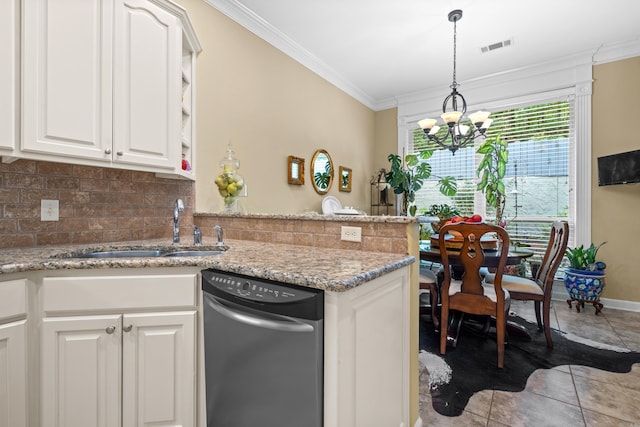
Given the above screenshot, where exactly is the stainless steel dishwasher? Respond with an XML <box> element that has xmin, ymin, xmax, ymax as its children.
<box><xmin>201</xmin><ymin>269</ymin><xmax>324</xmax><ymax>427</ymax></box>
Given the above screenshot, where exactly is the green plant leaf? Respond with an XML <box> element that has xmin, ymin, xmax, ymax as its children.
<box><xmin>499</xmin><ymin>149</ymin><xmax>509</xmax><ymax>162</ymax></box>
<box><xmin>418</xmin><ymin>150</ymin><xmax>434</xmax><ymax>160</ymax></box>
<box><xmin>477</xmin><ymin>170</ymin><xmax>488</xmax><ymax>190</ymax></box>
<box><xmin>405</xmin><ymin>154</ymin><xmax>419</xmax><ymax>167</ymax></box>
<box><xmin>415</xmin><ymin>162</ymin><xmax>432</xmax><ymax>179</ymax></box>
<box><xmin>438</xmin><ymin>178</ymin><xmax>457</xmax><ymax>196</ymax></box>
<box><xmin>477</xmin><ymin>143</ymin><xmax>493</xmax><ymax>154</ymax></box>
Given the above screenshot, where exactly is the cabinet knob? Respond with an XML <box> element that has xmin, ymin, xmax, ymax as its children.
<box><xmin>116</xmin><ymin>151</ymin><xmax>123</xmax><ymax>156</ymax></box>
<box><xmin>123</xmin><ymin>324</ymin><xmax>133</xmax><ymax>333</ymax></box>
<box><xmin>105</xmin><ymin>148</ymin><xmax>112</xmax><ymax>155</ymax></box>
<box><xmin>106</xmin><ymin>325</ymin><xmax>116</xmax><ymax>334</ymax></box>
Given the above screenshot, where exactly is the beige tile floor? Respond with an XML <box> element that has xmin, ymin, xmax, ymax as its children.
<box><xmin>419</xmin><ymin>300</ymin><xmax>640</xmax><ymax>426</ymax></box>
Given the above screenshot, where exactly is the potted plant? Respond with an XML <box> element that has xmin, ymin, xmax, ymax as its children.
<box><xmin>423</xmin><ymin>203</ymin><xmax>460</xmax><ymax>233</ymax></box>
<box><xmin>386</xmin><ymin>151</ymin><xmax>457</xmax><ymax>216</ymax></box>
<box><xmin>564</xmin><ymin>242</ymin><xmax>607</xmax><ymax>313</ymax></box>
<box><xmin>476</xmin><ymin>135</ymin><xmax>508</xmax><ymax>224</ymax></box>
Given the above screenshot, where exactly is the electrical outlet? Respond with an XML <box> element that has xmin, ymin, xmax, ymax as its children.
<box><xmin>41</xmin><ymin>199</ymin><xmax>59</xmax><ymax>221</ymax></box>
<box><xmin>341</xmin><ymin>226</ymin><xmax>362</xmax><ymax>242</ymax></box>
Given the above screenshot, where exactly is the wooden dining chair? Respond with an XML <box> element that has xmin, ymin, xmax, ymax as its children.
<box><xmin>439</xmin><ymin>222</ymin><xmax>511</xmax><ymax>368</ymax></box>
<box><xmin>485</xmin><ymin>220</ymin><xmax>569</xmax><ymax>348</ymax></box>
<box><xmin>419</xmin><ymin>267</ymin><xmax>440</xmax><ymax>330</ymax></box>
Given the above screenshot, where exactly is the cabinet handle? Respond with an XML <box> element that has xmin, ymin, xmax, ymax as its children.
<box><xmin>105</xmin><ymin>148</ymin><xmax>112</xmax><ymax>155</ymax></box>
<box><xmin>116</xmin><ymin>151</ymin><xmax>123</xmax><ymax>156</ymax></box>
<box><xmin>106</xmin><ymin>325</ymin><xmax>116</xmax><ymax>334</ymax></box>
<box><xmin>123</xmin><ymin>324</ymin><xmax>133</xmax><ymax>333</ymax></box>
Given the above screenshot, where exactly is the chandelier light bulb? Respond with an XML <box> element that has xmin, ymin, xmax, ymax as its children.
<box><xmin>469</xmin><ymin>111</ymin><xmax>491</xmax><ymax>125</ymax></box>
<box><xmin>441</xmin><ymin>111</ymin><xmax>463</xmax><ymax>124</ymax></box>
<box><xmin>480</xmin><ymin>118</ymin><xmax>493</xmax><ymax>130</ymax></box>
<box><xmin>418</xmin><ymin>118</ymin><xmax>437</xmax><ymax>130</ymax></box>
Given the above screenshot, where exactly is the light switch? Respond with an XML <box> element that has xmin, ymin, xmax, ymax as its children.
<box><xmin>41</xmin><ymin>200</ymin><xmax>59</xmax><ymax>221</ymax></box>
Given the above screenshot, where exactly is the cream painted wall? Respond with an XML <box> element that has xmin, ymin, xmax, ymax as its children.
<box><xmin>592</xmin><ymin>57</ymin><xmax>640</xmax><ymax>302</ymax></box>
<box><xmin>372</xmin><ymin>108</ymin><xmax>400</xmax><ymax>213</ymax></box>
<box><xmin>175</xmin><ymin>0</ymin><xmax>375</xmax><ymax>215</ymax></box>
<box><xmin>374</xmin><ymin>108</ymin><xmax>398</xmax><ymax>172</ymax></box>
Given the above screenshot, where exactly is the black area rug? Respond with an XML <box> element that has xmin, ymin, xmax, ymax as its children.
<box><xmin>419</xmin><ymin>315</ymin><xmax>640</xmax><ymax>417</ymax></box>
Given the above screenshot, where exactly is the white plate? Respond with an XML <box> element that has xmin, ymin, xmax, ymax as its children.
<box><xmin>335</xmin><ymin>208</ymin><xmax>361</xmax><ymax>215</ymax></box>
<box><xmin>322</xmin><ymin>196</ymin><xmax>342</xmax><ymax>214</ymax></box>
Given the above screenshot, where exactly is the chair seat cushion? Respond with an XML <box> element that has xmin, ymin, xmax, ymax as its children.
<box><xmin>420</xmin><ymin>268</ymin><xmax>438</xmax><ymax>285</ymax></box>
<box><xmin>449</xmin><ymin>279</ymin><xmax>511</xmax><ymax>303</ymax></box>
<box><xmin>419</xmin><ymin>292</ymin><xmax>432</xmax><ymax>306</ymax></box>
<box><xmin>485</xmin><ymin>274</ymin><xmax>544</xmax><ymax>296</ymax></box>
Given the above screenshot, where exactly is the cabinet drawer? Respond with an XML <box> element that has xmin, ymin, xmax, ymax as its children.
<box><xmin>42</xmin><ymin>274</ymin><xmax>197</xmax><ymax>313</ymax></box>
<box><xmin>0</xmin><ymin>279</ymin><xmax>27</xmax><ymax>321</ymax></box>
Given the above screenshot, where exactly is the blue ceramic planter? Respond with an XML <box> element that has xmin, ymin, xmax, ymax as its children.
<box><xmin>564</xmin><ymin>269</ymin><xmax>606</xmax><ymax>302</ymax></box>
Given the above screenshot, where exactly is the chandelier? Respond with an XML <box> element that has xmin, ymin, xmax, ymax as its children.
<box><xmin>418</xmin><ymin>10</ymin><xmax>492</xmax><ymax>155</ymax></box>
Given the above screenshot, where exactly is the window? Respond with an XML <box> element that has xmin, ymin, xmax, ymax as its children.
<box><xmin>411</xmin><ymin>99</ymin><xmax>576</xmax><ymax>263</ymax></box>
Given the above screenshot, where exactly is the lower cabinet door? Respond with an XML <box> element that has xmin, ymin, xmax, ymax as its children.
<box><xmin>41</xmin><ymin>315</ymin><xmax>122</xmax><ymax>427</ymax></box>
<box><xmin>121</xmin><ymin>311</ymin><xmax>196</xmax><ymax>427</ymax></box>
<box><xmin>0</xmin><ymin>320</ymin><xmax>27</xmax><ymax>427</ymax></box>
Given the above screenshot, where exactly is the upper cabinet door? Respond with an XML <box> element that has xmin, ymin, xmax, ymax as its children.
<box><xmin>0</xmin><ymin>0</ymin><xmax>19</xmax><ymax>153</ymax></box>
<box><xmin>113</xmin><ymin>0</ymin><xmax>181</xmax><ymax>170</ymax></box>
<box><xmin>22</xmin><ymin>0</ymin><xmax>114</xmax><ymax>161</ymax></box>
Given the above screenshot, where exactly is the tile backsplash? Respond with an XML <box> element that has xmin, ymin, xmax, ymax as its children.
<box><xmin>194</xmin><ymin>213</ymin><xmax>413</xmax><ymax>254</ymax></box>
<box><xmin>0</xmin><ymin>159</ymin><xmax>193</xmax><ymax>249</ymax></box>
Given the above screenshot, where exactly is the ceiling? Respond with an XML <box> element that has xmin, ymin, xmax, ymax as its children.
<box><xmin>206</xmin><ymin>0</ymin><xmax>640</xmax><ymax>110</ymax></box>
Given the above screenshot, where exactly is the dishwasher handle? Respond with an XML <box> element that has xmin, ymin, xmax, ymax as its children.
<box><xmin>207</xmin><ymin>294</ymin><xmax>314</xmax><ymax>333</ymax></box>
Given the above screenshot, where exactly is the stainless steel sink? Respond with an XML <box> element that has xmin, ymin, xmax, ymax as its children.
<box><xmin>164</xmin><ymin>250</ymin><xmax>225</xmax><ymax>257</ymax></box>
<box><xmin>75</xmin><ymin>248</ymin><xmax>226</xmax><ymax>258</ymax></box>
<box><xmin>78</xmin><ymin>250</ymin><xmax>167</xmax><ymax>258</ymax></box>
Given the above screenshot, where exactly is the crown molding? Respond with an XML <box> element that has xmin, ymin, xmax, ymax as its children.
<box><xmin>203</xmin><ymin>0</ymin><xmax>380</xmax><ymax>110</ymax></box>
<box><xmin>592</xmin><ymin>38</ymin><xmax>640</xmax><ymax>65</ymax></box>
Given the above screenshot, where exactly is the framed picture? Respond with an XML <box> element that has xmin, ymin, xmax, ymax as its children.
<box><xmin>288</xmin><ymin>156</ymin><xmax>305</xmax><ymax>185</ymax></box>
<box><xmin>339</xmin><ymin>166</ymin><xmax>352</xmax><ymax>192</ymax></box>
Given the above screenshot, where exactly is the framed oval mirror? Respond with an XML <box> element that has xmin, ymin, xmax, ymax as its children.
<box><xmin>311</xmin><ymin>149</ymin><xmax>333</xmax><ymax>195</ymax></box>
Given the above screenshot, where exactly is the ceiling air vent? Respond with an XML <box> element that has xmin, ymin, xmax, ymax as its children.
<box><xmin>480</xmin><ymin>38</ymin><xmax>513</xmax><ymax>54</ymax></box>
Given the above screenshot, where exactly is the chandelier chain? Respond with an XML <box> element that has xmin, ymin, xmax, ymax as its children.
<box><xmin>451</xmin><ymin>18</ymin><xmax>457</xmax><ymax>90</ymax></box>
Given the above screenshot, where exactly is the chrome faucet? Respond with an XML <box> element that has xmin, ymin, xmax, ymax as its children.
<box><xmin>213</xmin><ymin>225</ymin><xmax>224</xmax><ymax>246</ymax></box>
<box><xmin>193</xmin><ymin>225</ymin><xmax>202</xmax><ymax>246</ymax></box>
<box><xmin>173</xmin><ymin>198</ymin><xmax>185</xmax><ymax>244</ymax></box>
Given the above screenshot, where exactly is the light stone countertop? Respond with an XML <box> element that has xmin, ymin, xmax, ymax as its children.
<box><xmin>0</xmin><ymin>239</ymin><xmax>414</xmax><ymax>292</ymax></box>
<box><xmin>193</xmin><ymin>211</ymin><xmax>418</xmax><ymax>223</ymax></box>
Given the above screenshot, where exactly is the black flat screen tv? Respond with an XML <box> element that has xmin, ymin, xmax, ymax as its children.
<box><xmin>597</xmin><ymin>149</ymin><xmax>640</xmax><ymax>186</ymax></box>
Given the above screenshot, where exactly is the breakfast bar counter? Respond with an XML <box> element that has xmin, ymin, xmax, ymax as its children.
<box><xmin>0</xmin><ymin>238</ymin><xmax>414</xmax><ymax>292</ymax></box>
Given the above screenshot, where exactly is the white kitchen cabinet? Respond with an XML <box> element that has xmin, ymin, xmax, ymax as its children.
<box><xmin>0</xmin><ymin>279</ymin><xmax>28</xmax><ymax>427</ymax></box>
<box><xmin>22</xmin><ymin>0</ymin><xmax>114</xmax><ymax>161</ymax></box>
<box><xmin>40</xmin><ymin>272</ymin><xmax>198</xmax><ymax>427</ymax></box>
<box><xmin>113</xmin><ymin>0</ymin><xmax>181</xmax><ymax>170</ymax></box>
<box><xmin>324</xmin><ymin>267</ymin><xmax>411</xmax><ymax>427</ymax></box>
<box><xmin>41</xmin><ymin>312</ymin><xmax>196</xmax><ymax>427</ymax></box>
<box><xmin>0</xmin><ymin>0</ymin><xmax>19</xmax><ymax>154</ymax></box>
<box><xmin>22</xmin><ymin>0</ymin><xmax>200</xmax><ymax>177</ymax></box>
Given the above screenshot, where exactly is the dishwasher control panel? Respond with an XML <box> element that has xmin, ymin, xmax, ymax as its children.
<box><xmin>202</xmin><ymin>269</ymin><xmax>320</xmax><ymax>304</ymax></box>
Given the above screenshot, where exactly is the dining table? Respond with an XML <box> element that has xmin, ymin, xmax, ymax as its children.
<box><xmin>420</xmin><ymin>243</ymin><xmax>534</xmax><ymax>278</ymax></box>
<box><xmin>419</xmin><ymin>238</ymin><xmax>534</xmax><ymax>346</ymax></box>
